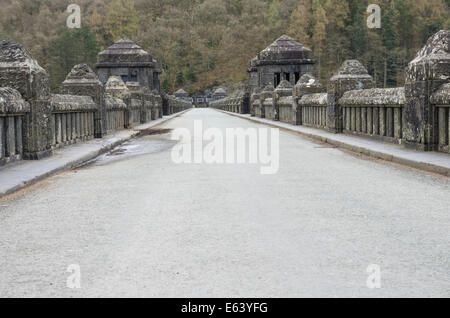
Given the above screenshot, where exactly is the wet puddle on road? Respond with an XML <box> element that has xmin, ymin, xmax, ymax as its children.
<box><xmin>76</xmin><ymin>129</ymin><xmax>177</xmax><ymax>169</ymax></box>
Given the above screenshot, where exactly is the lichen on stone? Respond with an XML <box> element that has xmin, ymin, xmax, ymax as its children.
<box><xmin>339</xmin><ymin>87</ymin><xmax>405</xmax><ymax>106</ymax></box>
<box><xmin>51</xmin><ymin>94</ymin><xmax>97</xmax><ymax>112</ymax></box>
<box><xmin>430</xmin><ymin>83</ymin><xmax>450</xmax><ymax>105</ymax></box>
<box><xmin>299</xmin><ymin>93</ymin><xmax>328</xmax><ymax>106</ymax></box>
<box><xmin>0</xmin><ymin>87</ymin><xmax>30</xmax><ymax>114</ymax></box>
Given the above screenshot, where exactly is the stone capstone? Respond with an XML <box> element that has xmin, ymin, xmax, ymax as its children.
<box><xmin>0</xmin><ymin>87</ymin><xmax>30</xmax><ymax>114</ymax></box>
<box><xmin>294</xmin><ymin>74</ymin><xmax>324</xmax><ymax>97</ymax></box>
<box><xmin>339</xmin><ymin>88</ymin><xmax>405</xmax><ymax>106</ymax></box>
<box><xmin>51</xmin><ymin>94</ymin><xmax>97</xmax><ymax>112</ymax></box>
<box><xmin>430</xmin><ymin>83</ymin><xmax>450</xmax><ymax>105</ymax></box>
<box><xmin>105</xmin><ymin>76</ymin><xmax>130</xmax><ymax>100</ymax></box>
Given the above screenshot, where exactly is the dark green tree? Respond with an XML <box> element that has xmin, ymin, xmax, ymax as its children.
<box><xmin>48</xmin><ymin>26</ymin><xmax>100</xmax><ymax>91</ymax></box>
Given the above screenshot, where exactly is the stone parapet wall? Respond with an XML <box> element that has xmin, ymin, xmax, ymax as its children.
<box><xmin>431</xmin><ymin>83</ymin><xmax>450</xmax><ymax>153</ymax></box>
<box><xmin>226</xmin><ymin>30</ymin><xmax>450</xmax><ymax>156</ymax></box>
<box><xmin>339</xmin><ymin>88</ymin><xmax>405</xmax><ymax>143</ymax></box>
<box><xmin>166</xmin><ymin>95</ymin><xmax>193</xmax><ymax>114</ymax></box>
<box><xmin>209</xmin><ymin>92</ymin><xmax>249</xmax><ymax>114</ymax></box>
<box><xmin>298</xmin><ymin>93</ymin><xmax>328</xmax><ymax>129</ymax></box>
<box><xmin>0</xmin><ymin>40</ymin><xmax>189</xmax><ymax>167</ymax></box>
<box><xmin>0</xmin><ymin>87</ymin><xmax>29</xmax><ymax>166</ymax></box>
<box><xmin>105</xmin><ymin>97</ymin><xmax>127</xmax><ymax>133</ymax></box>
<box><xmin>51</xmin><ymin>94</ymin><xmax>97</xmax><ymax>148</ymax></box>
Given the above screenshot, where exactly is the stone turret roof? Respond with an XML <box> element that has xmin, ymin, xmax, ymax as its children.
<box><xmin>97</xmin><ymin>38</ymin><xmax>154</xmax><ymax>67</ymax></box>
<box><xmin>0</xmin><ymin>40</ymin><xmax>46</xmax><ymax>71</ymax></box>
<box><xmin>330</xmin><ymin>60</ymin><xmax>373</xmax><ymax>82</ymax></box>
<box><xmin>296</xmin><ymin>73</ymin><xmax>323</xmax><ymax>89</ymax></box>
<box><xmin>255</xmin><ymin>35</ymin><xmax>313</xmax><ymax>66</ymax></box>
<box><xmin>105</xmin><ymin>76</ymin><xmax>130</xmax><ymax>99</ymax></box>
<box><xmin>174</xmin><ymin>89</ymin><xmax>189</xmax><ymax>96</ymax></box>
<box><xmin>63</xmin><ymin>64</ymin><xmax>101</xmax><ymax>85</ymax></box>
<box><xmin>410</xmin><ymin>30</ymin><xmax>449</xmax><ymax>64</ymax></box>
<box><xmin>213</xmin><ymin>88</ymin><xmax>227</xmax><ymax>95</ymax></box>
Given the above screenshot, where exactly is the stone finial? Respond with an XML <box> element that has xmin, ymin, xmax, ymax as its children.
<box><xmin>64</xmin><ymin>64</ymin><xmax>100</xmax><ymax>82</ymax></box>
<box><xmin>328</xmin><ymin>60</ymin><xmax>373</xmax><ymax>94</ymax></box>
<box><xmin>0</xmin><ymin>40</ymin><xmax>50</xmax><ymax>99</ymax></box>
<box><xmin>0</xmin><ymin>87</ymin><xmax>30</xmax><ymax>114</ymax></box>
<box><xmin>0</xmin><ymin>40</ymin><xmax>52</xmax><ymax>159</ymax></box>
<box><xmin>126</xmin><ymin>81</ymin><xmax>142</xmax><ymax>92</ymax></box>
<box><xmin>274</xmin><ymin>80</ymin><xmax>293</xmax><ymax>98</ymax></box>
<box><xmin>0</xmin><ymin>40</ymin><xmax>36</xmax><ymax>63</ymax></box>
<box><xmin>105</xmin><ymin>76</ymin><xmax>130</xmax><ymax>99</ymax></box>
<box><xmin>261</xmin><ymin>85</ymin><xmax>274</xmax><ymax>99</ymax></box>
<box><xmin>408</xmin><ymin>30</ymin><xmax>449</xmax><ymax>67</ymax></box>
<box><xmin>251</xmin><ymin>87</ymin><xmax>262</xmax><ymax>99</ymax></box>
<box><xmin>404</xmin><ymin>30</ymin><xmax>450</xmax><ymax>151</ymax></box>
<box><xmin>294</xmin><ymin>74</ymin><xmax>324</xmax><ymax>97</ymax></box>
<box><xmin>406</xmin><ymin>30</ymin><xmax>449</xmax><ymax>85</ymax></box>
<box><xmin>327</xmin><ymin>60</ymin><xmax>373</xmax><ymax>133</ymax></box>
<box><xmin>333</xmin><ymin>60</ymin><xmax>372</xmax><ymax>77</ymax></box>
<box><xmin>60</xmin><ymin>63</ymin><xmax>106</xmax><ymax>138</ymax></box>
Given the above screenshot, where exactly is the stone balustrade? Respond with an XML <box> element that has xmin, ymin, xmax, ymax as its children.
<box><xmin>105</xmin><ymin>97</ymin><xmax>127</xmax><ymax>134</ymax></box>
<box><xmin>0</xmin><ymin>88</ymin><xmax>30</xmax><ymax>166</ymax></box>
<box><xmin>208</xmin><ymin>93</ymin><xmax>250</xmax><ymax>114</ymax></box>
<box><xmin>298</xmin><ymin>93</ymin><xmax>328</xmax><ymax>129</ymax></box>
<box><xmin>166</xmin><ymin>95</ymin><xmax>193</xmax><ymax>114</ymax></box>
<box><xmin>431</xmin><ymin>83</ymin><xmax>450</xmax><ymax>153</ymax></box>
<box><xmin>220</xmin><ymin>30</ymin><xmax>450</xmax><ymax>156</ymax></box>
<box><xmin>0</xmin><ymin>40</ymin><xmax>190</xmax><ymax>167</ymax></box>
<box><xmin>51</xmin><ymin>94</ymin><xmax>96</xmax><ymax>148</ymax></box>
<box><xmin>339</xmin><ymin>88</ymin><xmax>405</xmax><ymax>143</ymax></box>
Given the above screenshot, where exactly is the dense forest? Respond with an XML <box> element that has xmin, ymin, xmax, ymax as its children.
<box><xmin>0</xmin><ymin>0</ymin><xmax>449</xmax><ymax>93</ymax></box>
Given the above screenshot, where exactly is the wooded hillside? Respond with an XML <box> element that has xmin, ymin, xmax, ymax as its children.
<box><xmin>0</xmin><ymin>0</ymin><xmax>448</xmax><ymax>93</ymax></box>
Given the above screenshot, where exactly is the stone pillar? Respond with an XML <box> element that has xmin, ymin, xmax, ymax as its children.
<box><xmin>404</xmin><ymin>30</ymin><xmax>450</xmax><ymax>151</ymax></box>
<box><xmin>261</xmin><ymin>85</ymin><xmax>274</xmax><ymax>119</ymax></box>
<box><xmin>127</xmin><ymin>82</ymin><xmax>147</xmax><ymax>124</ymax></box>
<box><xmin>327</xmin><ymin>60</ymin><xmax>373</xmax><ymax>133</ymax></box>
<box><xmin>250</xmin><ymin>88</ymin><xmax>261</xmax><ymax>117</ymax></box>
<box><xmin>60</xmin><ymin>64</ymin><xmax>106</xmax><ymax>138</ymax></box>
<box><xmin>0</xmin><ymin>40</ymin><xmax>53</xmax><ymax>160</ymax></box>
<box><xmin>105</xmin><ymin>76</ymin><xmax>131</xmax><ymax>128</ymax></box>
<box><xmin>274</xmin><ymin>80</ymin><xmax>294</xmax><ymax>122</ymax></box>
<box><xmin>293</xmin><ymin>74</ymin><xmax>324</xmax><ymax>125</ymax></box>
